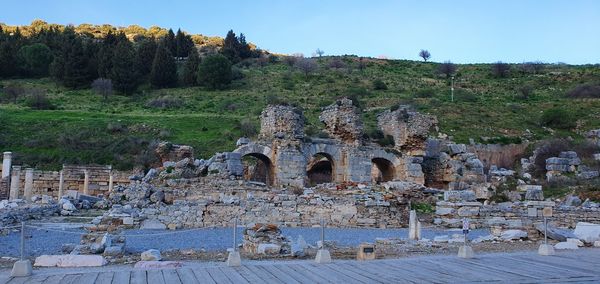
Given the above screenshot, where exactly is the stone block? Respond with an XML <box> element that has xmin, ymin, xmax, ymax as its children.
<box><xmin>34</xmin><ymin>255</ymin><xmax>107</xmax><ymax>267</ymax></box>
<box><xmin>525</xmin><ymin>188</ymin><xmax>544</xmax><ymax>201</ymax></box>
<box><xmin>457</xmin><ymin>245</ymin><xmax>474</xmax><ymax>258</ymax></box>
<box><xmin>315</xmin><ymin>249</ymin><xmax>332</xmax><ymax>263</ymax></box>
<box><xmin>554</xmin><ymin>242</ymin><xmax>579</xmax><ymax>250</ymax></box>
<box><xmin>574</xmin><ymin>222</ymin><xmax>600</xmax><ymax>243</ymax></box>
<box><xmin>457</xmin><ymin>206</ymin><xmax>480</xmax><ymax>217</ymax></box>
<box><xmin>226</xmin><ymin>251</ymin><xmax>241</xmax><ymax>267</ymax></box>
<box><xmin>527</xmin><ymin>207</ymin><xmax>538</xmax><ymax>217</ymax></box>
<box><xmin>538</xmin><ymin>244</ymin><xmax>555</xmax><ymax>256</ymax></box>
<box><xmin>141</xmin><ymin>249</ymin><xmax>162</xmax><ymax>261</ymax></box>
<box><xmin>356</xmin><ymin>243</ymin><xmax>376</xmax><ymax>261</ymax></box>
<box><xmin>140</xmin><ymin>219</ymin><xmax>166</xmax><ymax>230</ymax></box>
<box><xmin>11</xmin><ymin>260</ymin><xmax>33</xmax><ymax>277</ymax></box>
<box><xmin>435</xmin><ymin>207</ymin><xmax>454</xmax><ymax>215</ymax></box>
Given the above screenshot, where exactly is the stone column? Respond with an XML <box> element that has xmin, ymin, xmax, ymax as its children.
<box><xmin>408</xmin><ymin>210</ymin><xmax>421</xmax><ymax>240</ymax></box>
<box><xmin>24</xmin><ymin>168</ymin><xmax>33</xmax><ymax>202</ymax></box>
<box><xmin>9</xmin><ymin>166</ymin><xmax>21</xmax><ymax>200</ymax></box>
<box><xmin>83</xmin><ymin>170</ymin><xmax>89</xmax><ymax>195</ymax></box>
<box><xmin>108</xmin><ymin>172</ymin><xmax>114</xmax><ymax>193</ymax></box>
<box><xmin>2</xmin><ymin>152</ymin><xmax>12</xmax><ymax>179</ymax></box>
<box><xmin>58</xmin><ymin>170</ymin><xmax>64</xmax><ymax>199</ymax></box>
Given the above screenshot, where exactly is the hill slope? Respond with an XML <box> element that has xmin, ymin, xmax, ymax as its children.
<box><xmin>1</xmin><ymin>57</ymin><xmax>599</xmax><ymax>170</ymax></box>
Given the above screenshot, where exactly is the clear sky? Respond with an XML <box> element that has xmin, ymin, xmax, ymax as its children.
<box><xmin>1</xmin><ymin>0</ymin><xmax>599</xmax><ymax>64</ymax></box>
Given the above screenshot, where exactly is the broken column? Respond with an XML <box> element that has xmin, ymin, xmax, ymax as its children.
<box><xmin>108</xmin><ymin>172</ymin><xmax>114</xmax><ymax>193</ymax></box>
<box><xmin>2</xmin><ymin>151</ymin><xmax>11</xmax><ymax>179</ymax></box>
<box><xmin>24</xmin><ymin>168</ymin><xmax>33</xmax><ymax>202</ymax></box>
<box><xmin>83</xmin><ymin>170</ymin><xmax>89</xmax><ymax>195</ymax></box>
<box><xmin>408</xmin><ymin>210</ymin><xmax>421</xmax><ymax>240</ymax></box>
<box><xmin>9</xmin><ymin>166</ymin><xmax>21</xmax><ymax>200</ymax></box>
<box><xmin>58</xmin><ymin>170</ymin><xmax>64</xmax><ymax>198</ymax></box>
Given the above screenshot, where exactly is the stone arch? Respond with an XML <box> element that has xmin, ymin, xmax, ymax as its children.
<box><xmin>234</xmin><ymin>144</ymin><xmax>275</xmax><ymax>186</ymax></box>
<box><xmin>307</xmin><ymin>152</ymin><xmax>335</xmax><ymax>185</ymax></box>
<box><xmin>371</xmin><ymin>158</ymin><xmax>395</xmax><ymax>183</ymax></box>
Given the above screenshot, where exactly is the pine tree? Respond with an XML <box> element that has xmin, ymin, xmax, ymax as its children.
<box><xmin>0</xmin><ymin>27</ymin><xmax>20</xmax><ymax>77</ymax></box>
<box><xmin>150</xmin><ymin>42</ymin><xmax>177</xmax><ymax>88</ymax></box>
<box><xmin>62</xmin><ymin>36</ymin><xmax>92</xmax><ymax>88</ymax></box>
<box><xmin>110</xmin><ymin>41</ymin><xmax>139</xmax><ymax>94</ymax></box>
<box><xmin>135</xmin><ymin>37</ymin><xmax>157</xmax><ymax>77</ymax></box>
<box><xmin>221</xmin><ymin>30</ymin><xmax>240</xmax><ymax>63</ymax></box>
<box><xmin>197</xmin><ymin>53</ymin><xmax>232</xmax><ymax>90</ymax></box>
<box><xmin>164</xmin><ymin>29</ymin><xmax>177</xmax><ymax>56</ymax></box>
<box><xmin>182</xmin><ymin>46</ymin><xmax>200</xmax><ymax>86</ymax></box>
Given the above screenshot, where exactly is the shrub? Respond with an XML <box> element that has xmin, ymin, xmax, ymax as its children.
<box><xmin>197</xmin><ymin>54</ymin><xmax>232</xmax><ymax>90</ymax></box>
<box><xmin>436</xmin><ymin>61</ymin><xmax>456</xmax><ymax>78</ymax></box>
<box><xmin>372</xmin><ymin>79</ymin><xmax>388</xmax><ymax>90</ymax></box>
<box><xmin>454</xmin><ymin>89</ymin><xmax>478</xmax><ymax>102</ymax></box>
<box><xmin>517</xmin><ymin>85</ymin><xmax>534</xmax><ymax>99</ymax></box>
<box><xmin>566</xmin><ymin>84</ymin><xmax>600</xmax><ymax>99</ymax></box>
<box><xmin>533</xmin><ymin>139</ymin><xmax>571</xmax><ymax>177</ymax></box>
<box><xmin>491</xmin><ymin>61</ymin><xmax>511</xmax><ymax>78</ymax></box>
<box><xmin>540</xmin><ymin>108</ymin><xmax>575</xmax><ymax>129</ymax></box>
<box><xmin>26</xmin><ymin>89</ymin><xmax>54</xmax><ymax>110</ymax></box>
<box><xmin>238</xmin><ymin>118</ymin><xmax>258</xmax><ymax>137</ymax></box>
<box><xmin>145</xmin><ymin>96</ymin><xmax>184</xmax><ymax>109</ymax></box>
<box><xmin>415</xmin><ymin>88</ymin><xmax>435</xmax><ymax>98</ymax></box>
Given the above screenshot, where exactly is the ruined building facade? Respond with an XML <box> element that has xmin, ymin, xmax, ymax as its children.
<box><xmin>215</xmin><ymin>98</ymin><xmax>439</xmax><ymax>188</ymax></box>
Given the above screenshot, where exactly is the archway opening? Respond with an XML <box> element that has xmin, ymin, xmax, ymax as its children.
<box><xmin>371</xmin><ymin>158</ymin><xmax>395</xmax><ymax>183</ymax></box>
<box><xmin>242</xmin><ymin>153</ymin><xmax>274</xmax><ymax>186</ymax></box>
<box><xmin>307</xmin><ymin>153</ymin><xmax>334</xmax><ymax>186</ymax></box>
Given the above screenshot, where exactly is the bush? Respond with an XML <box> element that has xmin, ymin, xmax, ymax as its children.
<box><xmin>540</xmin><ymin>108</ymin><xmax>575</xmax><ymax>129</ymax></box>
<box><xmin>517</xmin><ymin>85</ymin><xmax>534</xmax><ymax>99</ymax></box>
<box><xmin>197</xmin><ymin>54</ymin><xmax>232</xmax><ymax>90</ymax></box>
<box><xmin>566</xmin><ymin>84</ymin><xmax>600</xmax><ymax>99</ymax></box>
<box><xmin>372</xmin><ymin>79</ymin><xmax>388</xmax><ymax>90</ymax></box>
<box><xmin>533</xmin><ymin>139</ymin><xmax>571</xmax><ymax>177</ymax></box>
<box><xmin>491</xmin><ymin>61</ymin><xmax>511</xmax><ymax>78</ymax></box>
<box><xmin>454</xmin><ymin>89</ymin><xmax>478</xmax><ymax>102</ymax></box>
<box><xmin>26</xmin><ymin>89</ymin><xmax>54</xmax><ymax>110</ymax></box>
<box><xmin>145</xmin><ymin>96</ymin><xmax>184</xmax><ymax>109</ymax></box>
<box><xmin>415</xmin><ymin>88</ymin><xmax>435</xmax><ymax>98</ymax></box>
<box><xmin>238</xmin><ymin>118</ymin><xmax>258</xmax><ymax>137</ymax></box>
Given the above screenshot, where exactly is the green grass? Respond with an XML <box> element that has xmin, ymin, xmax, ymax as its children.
<box><xmin>1</xmin><ymin>57</ymin><xmax>599</xmax><ymax>170</ymax></box>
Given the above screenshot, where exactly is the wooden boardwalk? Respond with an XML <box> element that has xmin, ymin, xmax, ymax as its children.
<box><xmin>2</xmin><ymin>249</ymin><xmax>600</xmax><ymax>283</ymax></box>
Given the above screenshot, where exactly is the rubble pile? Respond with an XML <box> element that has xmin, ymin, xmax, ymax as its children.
<box><xmin>242</xmin><ymin>223</ymin><xmax>291</xmax><ymax>255</ymax></box>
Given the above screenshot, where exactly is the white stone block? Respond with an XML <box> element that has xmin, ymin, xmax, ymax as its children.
<box><xmin>567</xmin><ymin>238</ymin><xmax>584</xmax><ymax>247</ymax></box>
<box><xmin>226</xmin><ymin>251</ymin><xmax>241</xmax><ymax>267</ymax></box>
<box><xmin>315</xmin><ymin>249</ymin><xmax>332</xmax><ymax>263</ymax></box>
<box><xmin>11</xmin><ymin>260</ymin><xmax>32</xmax><ymax>277</ymax></box>
<box><xmin>34</xmin><ymin>255</ymin><xmax>107</xmax><ymax>267</ymax></box>
<box><xmin>574</xmin><ymin>222</ymin><xmax>600</xmax><ymax>243</ymax></box>
<box><xmin>538</xmin><ymin>244</ymin><xmax>555</xmax><ymax>256</ymax></box>
<box><xmin>554</xmin><ymin>242</ymin><xmax>579</xmax><ymax>250</ymax></box>
<box><xmin>457</xmin><ymin>245</ymin><xmax>474</xmax><ymax>258</ymax></box>
<box><xmin>141</xmin><ymin>249</ymin><xmax>162</xmax><ymax>261</ymax></box>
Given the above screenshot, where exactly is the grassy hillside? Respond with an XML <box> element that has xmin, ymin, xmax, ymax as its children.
<box><xmin>1</xmin><ymin>57</ymin><xmax>599</xmax><ymax>170</ymax></box>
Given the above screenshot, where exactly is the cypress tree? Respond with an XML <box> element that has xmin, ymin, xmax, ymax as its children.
<box><xmin>150</xmin><ymin>42</ymin><xmax>177</xmax><ymax>88</ymax></box>
<box><xmin>238</xmin><ymin>33</ymin><xmax>252</xmax><ymax>60</ymax></box>
<box><xmin>62</xmin><ymin>36</ymin><xmax>92</xmax><ymax>88</ymax></box>
<box><xmin>221</xmin><ymin>30</ymin><xmax>240</xmax><ymax>63</ymax></box>
<box><xmin>182</xmin><ymin>46</ymin><xmax>200</xmax><ymax>86</ymax></box>
<box><xmin>135</xmin><ymin>37</ymin><xmax>157</xmax><ymax>76</ymax></box>
<box><xmin>175</xmin><ymin>29</ymin><xmax>194</xmax><ymax>58</ymax></box>
<box><xmin>110</xmin><ymin>41</ymin><xmax>139</xmax><ymax>94</ymax></box>
<box><xmin>165</xmin><ymin>29</ymin><xmax>177</xmax><ymax>56</ymax></box>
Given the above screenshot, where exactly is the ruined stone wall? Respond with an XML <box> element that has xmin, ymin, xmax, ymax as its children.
<box><xmin>377</xmin><ymin>107</ymin><xmax>437</xmax><ymax>156</ymax></box>
<box><xmin>0</xmin><ymin>203</ymin><xmax>60</xmax><ymax>226</ymax></box>
<box><xmin>9</xmin><ymin>165</ymin><xmax>130</xmax><ymax>198</ymax></box>
<box><xmin>319</xmin><ymin>98</ymin><xmax>363</xmax><ymax>146</ymax></box>
<box><xmin>435</xmin><ymin>201</ymin><xmax>600</xmax><ymax>230</ymax></box>
<box><xmin>467</xmin><ymin>143</ymin><xmax>529</xmax><ymax>170</ymax></box>
<box><xmin>259</xmin><ymin>105</ymin><xmax>304</xmax><ymax>141</ymax></box>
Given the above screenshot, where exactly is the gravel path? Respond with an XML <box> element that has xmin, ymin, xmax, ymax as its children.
<box><xmin>0</xmin><ymin>225</ymin><xmax>489</xmax><ymax>257</ymax></box>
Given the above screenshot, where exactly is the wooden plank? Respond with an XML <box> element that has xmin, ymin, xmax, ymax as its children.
<box><xmin>506</xmin><ymin>255</ymin><xmax>596</xmax><ymax>278</ymax></box>
<box><xmin>298</xmin><ymin>263</ymin><xmax>352</xmax><ymax>284</ymax></box>
<box><xmin>243</xmin><ymin>265</ymin><xmax>284</xmax><ymax>284</ymax></box>
<box><xmin>420</xmin><ymin>259</ymin><xmax>508</xmax><ymax>281</ymax></box>
<box><xmin>59</xmin><ymin>274</ymin><xmax>82</xmax><ymax>284</ymax></box>
<box><xmin>257</xmin><ymin>264</ymin><xmax>302</xmax><ymax>284</ymax></box>
<box><xmin>77</xmin><ymin>272</ymin><xmax>99</xmax><ymax>284</ymax></box>
<box><xmin>41</xmin><ymin>274</ymin><xmax>65</xmax><ymax>284</ymax></box>
<box><xmin>146</xmin><ymin>270</ymin><xmax>165</xmax><ymax>284</ymax></box>
<box><xmin>219</xmin><ymin>267</ymin><xmax>249</xmax><ymax>284</ymax></box>
<box><xmin>459</xmin><ymin>258</ymin><xmax>538</xmax><ymax>280</ymax></box>
<box><xmin>272</xmin><ymin>263</ymin><xmax>327</xmax><ymax>284</ymax></box>
<box><xmin>93</xmin><ymin>272</ymin><xmax>113</xmax><ymax>284</ymax></box>
<box><xmin>204</xmin><ymin>267</ymin><xmax>232</xmax><ymax>284</ymax></box>
<box><xmin>6</xmin><ymin>276</ymin><xmax>28</xmax><ymax>284</ymax></box>
<box><xmin>341</xmin><ymin>261</ymin><xmax>416</xmax><ymax>283</ymax></box>
<box><xmin>517</xmin><ymin>254</ymin><xmax>600</xmax><ymax>275</ymax></box>
<box><xmin>17</xmin><ymin>274</ymin><xmax>47</xmax><ymax>284</ymax></box>
<box><xmin>176</xmin><ymin>268</ymin><xmax>199</xmax><ymax>284</ymax></box>
<box><xmin>325</xmin><ymin>262</ymin><xmax>386</xmax><ymax>284</ymax></box>
<box><xmin>284</xmin><ymin>264</ymin><xmax>332</xmax><ymax>284</ymax></box>
<box><xmin>191</xmin><ymin>268</ymin><xmax>216</xmax><ymax>284</ymax></box>
<box><xmin>162</xmin><ymin>269</ymin><xmax>182</xmax><ymax>284</ymax></box>
<box><xmin>112</xmin><ymin>271</ymin><xmax>131</xmax><ymax>284</ymax></box>
<box><xmin>130</xmin><ymin>270</ymin><xmax>148</xmax><ymax>284</ymax></box>
<box><xmin>370</xmin><ymin>261</ymin><xmax>445</xmax><ymax>283</ymax></box>
<box><xmin>311</xmin><ymin>263</ymin><xmax>364</xmax><ymax>284</ymax></box>
<box><xmin>237</xmin><ymin>265</ymin><xmax>282</xmax><ymax>284</ymax></box>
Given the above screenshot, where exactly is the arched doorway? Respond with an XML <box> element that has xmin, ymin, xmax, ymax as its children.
<box><xmin>371</xmin><ymin>158</ymin><xmax>395</xmax><ymax>183</ymax></box>
<box><xmin>307</xmin><ymin>153</ymin><xmax>334</xmax><ymax>185</ymax></box>
<box><xmin>242</xmin><ymin>153</ymin><xmax>274</xmax><ymax>186</ymax></box>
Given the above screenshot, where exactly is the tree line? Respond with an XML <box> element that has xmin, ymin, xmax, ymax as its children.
<box><xmin>0</xmin><ymin>24</ymin><xmax>259</xmax><ymax>94</ymax></box>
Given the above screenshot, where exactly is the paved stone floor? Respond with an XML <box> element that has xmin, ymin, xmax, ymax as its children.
<box><xmin>2</xmin><ymin>249</ymin><xmax>600</xmax><ymax>283</ymax></box>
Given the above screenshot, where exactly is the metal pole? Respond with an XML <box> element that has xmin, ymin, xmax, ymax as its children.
<box><xmin>20</xmin><ymin>221</ymin><xmax>25</xmax><ymax>260</ymax></box>
<box><xmin>451</xmin><ymin>76</ymin><xmax>455</xmax><ymax>102</ymax></box>
<box><xmin>320</xmin><ymin>218</ymin><xmax>325</xmax><ymax>249</ymax></box>
<box><xmin>233</xmin><ymin>216</ymin><xmax>238</xmax><ymax>252</ymax></box>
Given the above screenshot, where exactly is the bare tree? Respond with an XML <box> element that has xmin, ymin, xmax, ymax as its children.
<box><xmin>295</xmin><ymin>57</ymin><xmax>318</xmax><ymax>77</ymax></box>
<box><xmin>437</xmin><ymin>61</ymin><xmax>457</xmax><ymax>78</ymax></box>
<box><xmin>315</xmin><ymin>48</ymin><xmax>324</xmax><ymax>57</ymax></box>
<box><xmin>520</xmin><ymin>61</ymin><xmax>545</xmax><ymax>74</ymax></box>
<box><xmin>2</xmin><ymin>85</ymin><xmax>25</xmax><ymax>104</ymax></box>
<box><xmin>92</xmin><ymin>78</ymin><xmax>114</xmax><ymax>101</ymax></box>
<box><xmin>328</xmin><ymin>57</ymin><xmax>346</xmax><ymax>69</ymax></box>
<box><xmin>492</xmin><ymin>61</ymin><xmax>511</xmax><ymax>78</ymax></box>
<box><xmin>419</xmin><ymin>49</ymin><xmax>431</xmax><ymax>62</ymax></box>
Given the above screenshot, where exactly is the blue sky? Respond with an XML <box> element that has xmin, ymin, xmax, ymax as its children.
<box><xmin>1</xmin><ymin>0</ymin><xmax>599</xmax><ymax>64</ymax></box>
